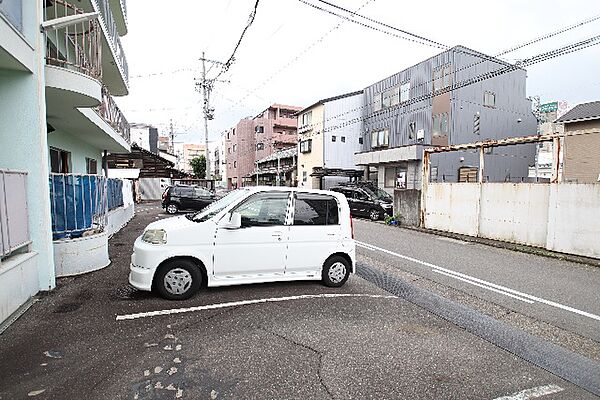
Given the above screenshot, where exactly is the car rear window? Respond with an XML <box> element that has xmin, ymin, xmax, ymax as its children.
<box><xmin>293</xmin><ymin>194</ymin><xmax>339</xmax><ymax>225</ymax></box>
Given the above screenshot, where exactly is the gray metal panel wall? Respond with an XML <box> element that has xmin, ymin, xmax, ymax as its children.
<box><xmin>362</xmin><ymin>46</ymin><xmax>537</xmax><ymax>182</ymax></box>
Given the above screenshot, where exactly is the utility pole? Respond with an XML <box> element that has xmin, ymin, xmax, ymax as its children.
<box><xmin>169</xmin><ymin>119</ymin><xmax>175</xmax><ymax>154</ymax></box>
<box><xmin>196</xmin><ymin>52</ymin><xmax>229</xmax><ymax>181</ymax></box>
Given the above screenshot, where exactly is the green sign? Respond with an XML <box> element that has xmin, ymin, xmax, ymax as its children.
<box><xmin>540</xmin><ymin>102</ymin><xmax>558</xmax><ymax>113</ymax></box>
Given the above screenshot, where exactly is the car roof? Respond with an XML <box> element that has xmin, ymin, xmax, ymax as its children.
<box><xmin>241</xmin><ymin>186</ymin><xmax>347</xmax><ymax>197</ymax></box>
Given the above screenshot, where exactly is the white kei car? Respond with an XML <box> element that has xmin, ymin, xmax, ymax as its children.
<box><xmin>129</xmin><ymin>187</ymin><xmax>356</xmax><ymax>300</ymax></box>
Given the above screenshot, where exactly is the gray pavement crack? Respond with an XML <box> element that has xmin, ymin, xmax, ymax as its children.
<box><xmin>259</xmin><ymin>327</ymin><xmax>334</xmax><ymax>399</ymax></box>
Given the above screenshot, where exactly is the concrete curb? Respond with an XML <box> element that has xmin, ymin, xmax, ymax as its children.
<box><xmin>382</xmin><ymin>223</ymin><xmax>600</xmax><ymax>268</ymax></box>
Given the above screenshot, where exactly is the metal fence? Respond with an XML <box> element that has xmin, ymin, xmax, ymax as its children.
<box><xmin>93</xmin><ymin>0</ymin><xmax>129</xmax><ymax>82</ymax></box>
<box><xmin>49</xmin><ymin>174</ymin><xmax>124</xmax><ymax>240</ymax></box>
<box><xmin>0</xmin><ymin>170</ymin><xmax>30</xmax><ymax>257</ymax></box>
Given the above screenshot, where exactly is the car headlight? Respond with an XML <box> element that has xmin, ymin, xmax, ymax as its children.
<box><xmin>142</xmin><ymin>229</ymin><xmax>167</xmax><ymax>244</ymax></box>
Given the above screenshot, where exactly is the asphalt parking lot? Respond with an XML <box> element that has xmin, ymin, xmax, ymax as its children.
<box><xmin>0</xmin><ymin>203</ymin><xmax>597</xmax><ymax>399</ymax></box>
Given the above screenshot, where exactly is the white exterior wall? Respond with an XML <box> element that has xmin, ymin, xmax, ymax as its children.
<box><xmin>424</xmin><ymin>182</ymin><xmax>600</xmax><ymax>259</ymax></box>
<box><xmin>130</xmin><ymin>126</ymin><xmax>150</xmax><ymax>151</ymax></box>
<box><xmin>424</xmin><ymin>183</ymin><xmax>480</xmax><ymax>236</ymax></box>
<box><xmin>323</xmin><ymin>93</ymin><xmax>364</xmax><ymax>170</ymax></box>
<box><xmin>546</xmin><ymin>184</ymin><xmax>600</xmax><ymax>258</ymax></box>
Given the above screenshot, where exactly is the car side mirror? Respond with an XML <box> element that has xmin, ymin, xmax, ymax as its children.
<box><xmin>219</xmin><ymin>212</ymin><xmax>242</xmax><ymax>229</ymax></box>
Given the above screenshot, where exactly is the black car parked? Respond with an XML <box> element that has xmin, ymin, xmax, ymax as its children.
<box><xmin>330</xmin><ymin>185</ymin><xmax>393</xmax><ymax>221</ymax></box>
<box><xmin>162</xmin><ymin>185</ymin><xmax>216</xmax><ymax>214</ymax></box>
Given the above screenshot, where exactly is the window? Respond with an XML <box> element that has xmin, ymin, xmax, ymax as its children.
<box><xmin>354</xmin><ymin>189</ymin><xmax>369</xmax><ymax>201</ymax></box>
<box><xmin>432</xmin><ymin>113</ymin><xmax>449</xmax><ymax>137</ymax></box>
<box><xmin>373</xmin><ymin>93</ymin><xmax>382</xmax><ymax>112</ymax></box>
<box><xmin>332</xmin><ymin>136</ymin><xmax>337</xmax><ymax>142</ymax></box>
<box><xmin>256</xmin><ymin>143</ymin><xmax>264</xmax><ymax>151</ymax></box>
<box><xmin>255</xmin><ymin>125</ymin><xmax>265</xmax><ymax>134</ymax></box>
<box><xmin>232</xmin><ymin>128</ymin><xmax>236</xmax><ymax>136</ymax></box>
<box><xmin>233</xmin><ymin>192</ymin><xmax>289</xmax><ymax>227</ymax></box>
<box><xmin>50</xmin><ymin>147</ymin><xmax>71</xmax><ymax>173</ymax></box>
<box><xmin>385</xmin><ymin>166</ymin><xmax>407</xmax><ymax>188</ymax></box>
<box><xmin>86</xmin><ymin>158</ymin><xmax>98</xmax><ymax>174</ymax></box>
<box><xmin>174</xmin><ymin>187</ymin><xmax>194</xmax><ymax>197</ymax></box>
<box><xmin>370</xmin><ymin>129</ymin><xmax>389</xmax><ymax>148</ymax></box>
<box><xmin>194</xmin><ymin>187</ymin><xmax>211</xmax><ymax>197</ymax></box>
<box><xmin>302</xmin><ymin>171</ymin><xmax>308</xmax><ymax>182</ymax></box>
<box><xmin>228</xmin><ymin>147</ymin><xmax>231</xmax><ymax>154</ymax></box>
<box><xmin>483</xmin><ymin>91</ymin><xmax>496</xmax><ymax>107</ymax></box>
<box><xmin>433</xmin><ymin>64</ymin><xmax>452</xmax><ymax>91</ymax></box>
<box><xmin>233</xmin><ymin>144</ymin><xmax>237</xmax><ymax>152</ymax></box>
<box><xmin>474</xmin><ymin>113</ymin><xmax>481</xmax><ymax>135</ymax></box>
<box><xmin>341</xmin><ymin>136</ymin><xmax>346</xmax><ymax>143</ymax></box>
<box><xmin>382</xmin><ymin>90</ymin><xmax>393</xmax><ymax>108</ymax></box>
<box><xmin>227</xmin><ymin>131</ymin><xmax>230</xmax><ymax>140</ymax></box>
<box><xmin>408</xmin><ymin>122</ymin><xmax>416</xmax><ymax>139</ymax></box>
<box><xmin>301</xmin><ymin>111</ymin><xmax>312</xmax><ymax>126</ymax></box>
<box><xmin>359</xmin><ymin>137</ymin><xmax>363</xmax><ymax>145</ymax></box>
<box><xmin>400</xmin><ymin>81</ymin><xmax>410</xmax><ymax>103</ymax></box>
<box><xmin>233</xmin><ymin>161</ymin><xmax>237</xmax><ymax>168</ymax></box>
<box><xmin>293</xmin><ymin>194</ymin><xmax>339</xmax><ymax>225</ymax></box>
<box><xmin>300</xmin><ymin>139</ymin><xmax>312</xmax><ymax>153</ymax></box>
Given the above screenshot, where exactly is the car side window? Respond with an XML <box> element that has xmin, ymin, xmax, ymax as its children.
<box><xmin>355</xmin><ymin>190</ymin><xmax>369</xmax><ymax>201</ymax></box>
<box><xmin>194</xmin><ymin>187</ymin><xmax>210</xmax><ymax>197</ymax></box>
<box><xmin>293</xmin><ymin>194</ymin><xmax>339</xmax><ymax>225</ymax></box>
<box><xmin>232</xmin><ymin>192</ymin><xmax>289</xmax><ymax>228</ymax></box>
<box><xmin>176</xmin><ymin>187</ymin><xmax>193</xmax><ymax>197</ymax></box>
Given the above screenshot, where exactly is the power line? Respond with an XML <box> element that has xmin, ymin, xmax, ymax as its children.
<box><xmin>214</xmin><ymin>0</ymin><xmax>261</xmax><ymax>81</ymax></box>
<box><xmin>496</xmin><ymin>13</ymin><xmax>600</xmax><ymax>57</ymax></box>
<box><xmin>220</xmin><ymin>0</ymin><xmax>377</xmax><ymax>114</ymax></box>
<box><xmin>301</xmin><ymin>0</ymin><xmax>448</xmax><ymax>49</ymax></box>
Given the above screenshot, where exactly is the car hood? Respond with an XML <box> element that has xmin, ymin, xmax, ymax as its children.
<box><xmin>145</xmin><ymin>215</ymin><xmax>196</xmax><ymax>232</ymax></box>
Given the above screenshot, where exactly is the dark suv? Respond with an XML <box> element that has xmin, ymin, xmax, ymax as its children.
<box><xmin>162</xmin><ymin>185</ymin><xmax>216</xmax><ymax>214</ymax></box>
<box><xmin>330</xmin><ymin>185</ymin><xmax>393</xmax><ymax>221</ymax></box>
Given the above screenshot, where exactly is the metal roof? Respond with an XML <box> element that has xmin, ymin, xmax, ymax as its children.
<box><xmin>295</xmin><ymin>90</ymin><xmax>364</xmax><ymax>115</ymax></box>
<box><xmin>556</xmin><ymin>101</ymin><xmax>600</xmax><ymax>123</ymax></box>
<box><xmin>256</xmin><ymin>146</ymin><xmax>298</xmax><ymax>164</ymax></box>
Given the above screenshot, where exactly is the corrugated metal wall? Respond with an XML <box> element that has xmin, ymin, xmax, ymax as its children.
<box><xmin>361</xmin><ymin>46</ymin><xmax>538</xmax><ymax>183</ymax></box>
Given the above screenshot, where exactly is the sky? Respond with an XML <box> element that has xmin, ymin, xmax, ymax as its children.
<box><xmin>116</xmin><ymin>0</ymin><xmax>600</xmax><ymax>145</ymax></box>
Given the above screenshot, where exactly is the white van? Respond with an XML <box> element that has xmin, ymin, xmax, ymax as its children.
<box><xmin>129</xmin><ymin>187</ymin><xmax>356</xmax><ymax>300</ymax></box>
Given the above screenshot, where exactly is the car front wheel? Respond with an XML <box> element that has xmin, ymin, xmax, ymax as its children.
<box><xmin>166</xmin><ymin>203</ymin><xmax>179</xmax><ymax>214</ymax></box>
<box><xmin>369</xmin><ymin>209</ymin><xmax>380</xmax><ymax>221</ymax></box>
<box><xmin>155</xmin><ymin>260</ymin><xmax>202</xmax><ymax>300</ymax></box>
<box><xmin>321</xmin><ymin>256</ymin><xmax>351</xmax><ymax>287</ymax></box>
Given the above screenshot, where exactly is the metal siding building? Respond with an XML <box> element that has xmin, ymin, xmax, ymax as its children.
<box><xmin>357</xmin><ymin>45</ymin><xmax>537</xmax><ymax>191</ymax></box>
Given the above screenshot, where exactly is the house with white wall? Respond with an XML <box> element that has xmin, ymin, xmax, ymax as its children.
<box><xmin>297</xmin><ymin>91</ymin><xmax>364</xmax><ymax>189</ymax></box>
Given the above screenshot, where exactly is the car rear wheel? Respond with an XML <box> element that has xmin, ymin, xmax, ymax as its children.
<box><xmin>321</xmin><ymin>256</ymin><xmax>351</xmax><ymax>288</ymax></box>
<box><xmin>166</xmin><ymin>203</ymin><xmax>179</xmax><ymax>214</ymax></box>
<box><xmin>369</xmin><ymin>209</ymin><xmax>380</xmax><ymax>221</ymax></box>
<box><xmin>155</xmin><ymin>260</ymin><xmax>201</xmax><ymax>300</ymax></box>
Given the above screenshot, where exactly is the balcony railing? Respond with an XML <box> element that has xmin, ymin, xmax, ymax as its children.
<box><xmin>96</xmin><ymin>86</ymin><xmax>130</xmax><ymax>142</ymax></box>
<box><xmin>93</xmin><ymin>0</ymin><xmax>129</xmax><ymax>83</ymax></box>
<box><xmin>44</xmin><ymin>0</ymin><xmax>102</xmax><ymax>80</ymax></box>
<box><xmin>0</xmin><ymin>0</ymin><xmax>23</xmax><ymax>32</ymax></box>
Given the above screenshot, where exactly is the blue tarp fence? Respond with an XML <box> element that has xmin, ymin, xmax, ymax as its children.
<box><xmin>49</xmin><ymin>174</ymin><xmax>124</xmax><ymax>240</ymax></box>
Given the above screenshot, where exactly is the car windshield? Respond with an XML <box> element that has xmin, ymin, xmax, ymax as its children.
<box><xmin>363</xmin><ymin>186</ymin><xmax>392</xmax><ymax>201</ymax></box>
<box><xmin>188</xmin><ymin>189</ymin><xmax>248</xmax><ymax>222</ymax></box>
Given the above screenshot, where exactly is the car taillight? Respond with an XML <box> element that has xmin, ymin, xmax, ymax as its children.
<box><xmin>350</xmin><ymin>214</ymin><xmax>354</xmax><ymax>239</ymax></box>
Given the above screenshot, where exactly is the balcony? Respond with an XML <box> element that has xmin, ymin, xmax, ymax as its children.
<box><xmin>91</xmin><ymin>0</ymin><xmax>129</xmax><ymax>94</ymax></box>
<box><xmin>96</xmin><ymin>85</ymin><xmax>130</xmax><ymax>143</ymax></box>
<box><xmin>108</xmin><ymin>0</ymin><xmax>127</xmax><ymax>36</ymax></box>
<box><xmin>44</xmin><ymin>0</ymin><xmax>103</xmax><ymax>108</ymax></box>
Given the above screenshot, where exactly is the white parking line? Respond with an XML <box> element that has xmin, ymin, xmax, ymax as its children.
<box><xmin>116</xmin><ymin>293</ymin><xmax>398</xmax><ymax>321</ymax></box>
<box><xmin>431</xmin><ymin>270</ymin><xmax>534</xmax><ymax>304</ymax></box>
<box><xmin>493</xmin><ymin>384</ymin><xmax>564</xmax><ymax>400</ymax></box>
<box><xmin>357</xmin><ymin>241</ymin><xmax>600</xmax><ymax>322</ymax></box>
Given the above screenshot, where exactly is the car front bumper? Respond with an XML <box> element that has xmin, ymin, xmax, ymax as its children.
<box><xmin>129</xmin><ymin>264</ymin><xmax>154</xmax><ymax>291</ymax></box>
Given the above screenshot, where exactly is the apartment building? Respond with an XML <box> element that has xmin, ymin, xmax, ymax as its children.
<box><xmin>178</xmin><ymin>143</ymin><xmax>206</xmax><ymax>174</ymax></box>
<box><xmin>225</xmin><ymin>104</ymin><xmax>302</xmax><ymax>189</ymax></box>
<box><xmin>297</xmin><ymin>91</ymin><xmax>364</xmax><ymax>189</ymax></box>
<box><xmin>0</xmin><ymin>0</ymin><xmax>131</xmax><ymax>325</ymax></box>
<box><xmin>130</xmin><ymin>123</ymin><xmax>158</xmax><ymax>154</ymax></box>
<box><xmin>355</xmin><ymin>45</ymin><xmax>537</xmax><ymax>194</ymax></box>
